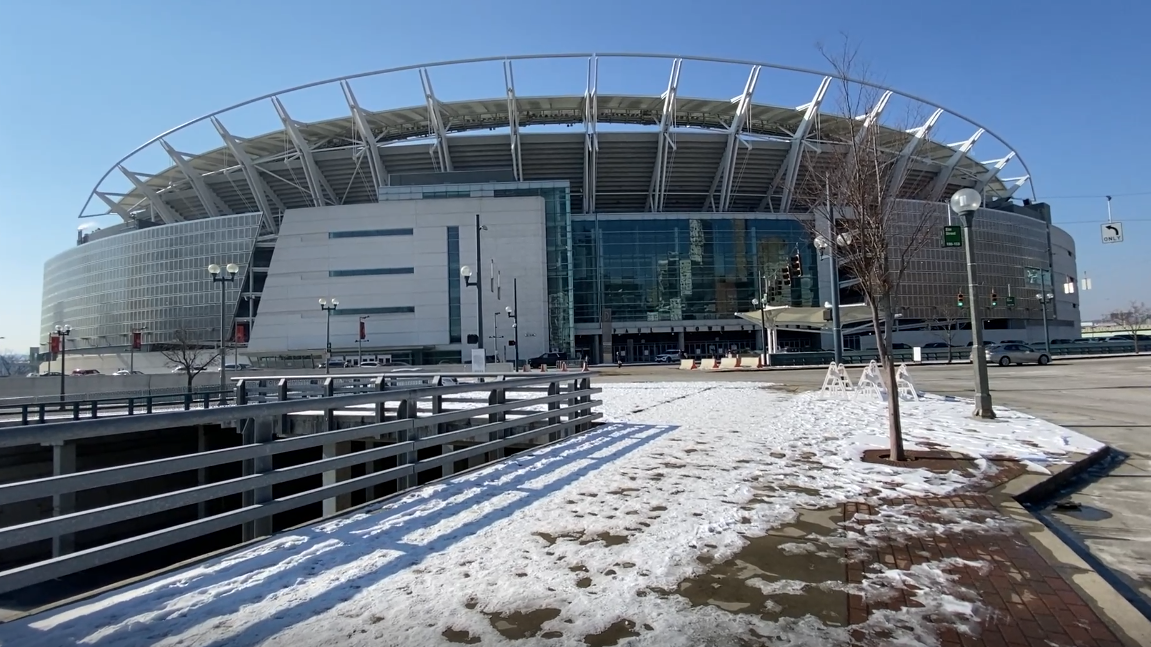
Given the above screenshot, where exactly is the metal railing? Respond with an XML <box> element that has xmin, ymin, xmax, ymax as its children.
<box><xmin>763</xmin><ymin>341</ymin><xmax>1141</xmax><ymax>367</ymax></box>
<box><xmin>0</xmin><ymin>388</ymin><xmax>234</xmax><ymax>425</ymax></box>
<box><xmin>0</xmin><ymin>372</ymin><xmax>601</xmax><ymax>596</ymax></box>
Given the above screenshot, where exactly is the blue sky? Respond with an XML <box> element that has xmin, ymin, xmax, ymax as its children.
<box><xmin>1</xmin><ymin>0</ymin><xmax>1148</xmax><ymax>351</ymax></box>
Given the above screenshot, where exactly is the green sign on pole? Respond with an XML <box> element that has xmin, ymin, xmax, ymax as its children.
<box><xmin>1006</xmin><ymin>295</ymin><xmax>1016</xmax><ymax>308</ymax></box>
<box><xmin>942</xmin><ymin>225</ymin><xmax>963</xmax><ymax>248</ymax></box>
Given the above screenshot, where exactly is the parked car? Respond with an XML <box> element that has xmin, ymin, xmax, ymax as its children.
<box><xmin>983</xmin><ymin>343</ymin><xmax>1051</xmax><ymax>366</ymax></box>
<box><xmin>1049</xmin><ymin>339</ymin><xmax>1074</xmax><ymax>345</ymax></box>
<box><xmin>996</xmin><ymin>339</ymin><xmax>1027</xmax><ymax>346</ymax></box>
<box><xmin>922</xmin><ymin>342</ymin><xmax>950</xmax><ymax>349</ymax></box>
<box><xmin>320</xmin><ymin>360</ymin><xmax>347</xmax><ymax>369</ymax></box>
<box><xmin>654</xmin><ymin>351</ymin><xmax>681</xmax><ymax>363</ymax></box>
<box><xmin>891</xmin><ymin>343</ymin><xmax>912</xmax><ymax>350</ymax></box>
<box><xmin>358</xmin><ymin>361</ymin><xmax>381</xmax><ymax>368</ymax></box>
<box><xmin>71</xmin><ymin>368</ymin><xmax>100</xmax><ymax>376</ymax></box>
<box><xmin>112</xmin><ymin>369</ymin><xmax>144</xmax><ymax>376</ymax></box>
<box><xmin>528</xmin><ymin>352</ymin><xmax>568</xmax><ymax>369</ymax></box>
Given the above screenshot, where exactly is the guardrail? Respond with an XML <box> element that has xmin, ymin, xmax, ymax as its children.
<box><xmin>763</xmin><ymin>341</ymin><xmax>1140</xmax><ymax>367</ymax></box>
<box><xmin>0</xmin><ymin>388</ymin><xmax>234</xmax><ymax>425</ymax></box>
<box><xmin>0</xmin><ymin>372</ymin><xmax>601</xmax><ymax>596</ymax></box>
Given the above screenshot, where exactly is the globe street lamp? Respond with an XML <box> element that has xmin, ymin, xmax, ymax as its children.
<box><xmin>751</xmin><ymin>296</ymin><xmax>769</xmax><ymax>365</ymax></box>
<box><xmin>950</xmin><ymin>188</ymin><xmax>995</xmax><ymax>419</ymax></box>
<box><xmin>1036</xmin><ymin>291</ymin><xmax>1054</xmax><ymax>355</ymax></box>
<box><xmin>319</xmin><ymin>298</ymin><xmax>339</xmax><ymax>373</ymax></box>
<box><xmin>209</xmin><ymin>263</ymin><xmax>240</xmax><ymax>404</ymax></box>
<box><xmin>505</xmin><ymin>278</ymin><xmax>520</xmax><ymax>368</ymax></box>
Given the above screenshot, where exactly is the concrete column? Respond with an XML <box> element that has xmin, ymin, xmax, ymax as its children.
<box><xmin>242</xmin><ymin>419</ymin><xmax>275</xmax><ymax>542</ymax></box>
<box><xmin>51</xmin><ymin>441</ymin><xmax>76</xmax><ymax>557</ymax></box>
<box><xmin>678</xmin><ymin>330</ymin><xmax>685</xmax><ymax>352</ymax></box>
<box><xmin>197</xmin><ymin>426</ymin><xmax>209</xmax><ymax>520</ymax></box>
<box><xmin>626</xmin><ymin>338</ymin><xmax>634</xmax><ymax>363</ymax></box>
<box><xmin>322</xmin><ymin>441</ymin><xmax>352</xmax><ymax>517</ymax></box>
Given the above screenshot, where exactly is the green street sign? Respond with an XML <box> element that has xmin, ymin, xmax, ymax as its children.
<box><xmin>1006</xmin><ymin>296</ymin><xmax>1016</xmax><ymax>307</ymax></box>
<box><xmin>943</xmin><ymin>225</ymin><xmax>963</xmax><ymax>248</ymax></box>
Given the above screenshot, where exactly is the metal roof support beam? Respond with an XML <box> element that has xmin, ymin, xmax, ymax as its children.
<box><xmin>583</xmin><ymin>56</ymin><xmax>599</xmax><ymax>214</ymax></box>
<box><xmin>504</xmin><ymin>61</ymin><xmax>523</xmax><ymax>182</ymax></box>
<box><xmin>118</xmin><ymin>166</ymin><xmax>183</xmax><ymax>224</ymax></box>
<box><xmin>420</xmin><ymin>68</ymin><xmax>452</xmax><ymax>173</ymax></box>
<box><xmin>647</xmin><ymin>58</ymin><xmax>681</xmax><ymax>212</ymax></box>
<box><xmin>999</xmin><ymin>176</ymin><xmax>1029</xmax><ymax>200</ymax></box>
<box><xmin>705</xmin><ymin>66</ymin><xmax>761</xmax><ymax>212</ymax></box>
<box><xmin>886</xmin><ymin>108</ymin><xmax>943</xmax><ymax>198</ymax></box>
<box><xmin>159</xmin><ymin>139</ymin><xmax>231</xmax><ymax>217</ymax></box>
<box><xmin>972</xmin><ymin>152</ymin><xmax>1015</xmax><ymax>194</ymax></box>
<box><xmin>341</xmin><ymin>81</ymin><xmax>388</xmax><ymax>191</ymax></box>
<box><xmin>761</xmin><ymin>76</ymin><xmax>831</xmax><ymax>213</ymax></box>
<box><xmin>95</xmin><ymin>191</ymin><xmax>133</xmax><ymax>221</ymax></box>
<box><xmin>842</xmin><ymin>90</ymin><xmax>892</xmax><ymax>180</ymax></box>
<box><xmin>271</xmin><ymin>97</ymin><xmax>335</xmax><ymax>207</ymax></box>
<box><xmin>212</xmin><ymin>117</ymin><xmax>279</xmax><ymax>233</ymax></box>
<box><xmin>926</xmin><ymin>128</ymin><xmax>984</xmax><ymax>201</ymax></box>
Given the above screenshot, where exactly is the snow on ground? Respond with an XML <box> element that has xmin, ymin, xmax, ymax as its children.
<box><xmin>0</xmin><ymin>382</ymin><xmax>1102</xmax><ymax>647</ymax></box>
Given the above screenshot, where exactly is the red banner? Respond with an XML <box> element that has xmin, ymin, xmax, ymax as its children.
<box><xmin>359</xmin><ymin>320</ymin><xmax>366</xmax><ymax>340</ymax></box>
<box><xmin>49</xmin><ymin>335</ymin><xmax>60</xmax><ymax>354</ymax></box>
<box><xmin>131</xmin><ymin>331</ymin><xmax>142</xmax><ymax>350</ymax></box>
<box><xmin>235</xmin><ymin>322</ymin><xmax>247</xmax><ymax>344</ymax></box>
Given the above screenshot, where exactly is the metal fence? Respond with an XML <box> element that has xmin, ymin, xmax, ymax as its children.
<box><xmin>0</xmin><ymin>372</ymin><xmax>601</xmax><ymax>596</ymax></box>
<box><xmin>766</xmin><ymin>341</ymin><xmax>1141</xmax><ymax>367</ymax></box>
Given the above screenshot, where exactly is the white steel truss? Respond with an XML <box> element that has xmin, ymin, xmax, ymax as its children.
<box><xmin>95</xmin><ymin>191</ymin><xmax>133</xmax><ymax>221</ymax></box>
<box><xmin>420</xmin><ymin>68</ymin><xmax>452</xmax><ymax>172</ymax></box>
<box><xmin>761</xmin><ymin>76</ymin><xmax>831</xmax><ymax>213</ymax></box>
<box><xmin>118</xmin><ymin>166</ymin><xmax>183</xmax><ymax>224</ymax></box>
<box><xmin>583</xmin><ymin>56</ymin><xmax>599</xmax><ymax>214</ymax></box>
<box><xmin>271</xmin><ymin>97</ymin><xmax>335</xmax><ymax>207</ymax></box>
<box><xmin>341</xmin><ymin>80</ymin><xmax>388</xmax><ymax>191</ymax></box>
<box><xmin>160</xmin><ymin>139</ymin><xmax>231</xmax><ymax>217</ymax></box>
<box><xmin>842</xmin><ymin>90</ymin><xmax>892</xmax><ymax>178</ymax></box>
<box><xmin>705</xmin><ymin>66</ymin><xmax>760</xmax><ymax>212</ymax></box>
<box><xmin>504</xmin><ymin>60</ymin><xmax>523</xmax><ymax>182</ymax></box>
<box><xmin>926</xmin><ymin>129</ymin><xmax>984</xmax><ymax>201</ymax></box>
<box><xmin>972</xmin><ymin>152</ymin><xmax>1015</xmax><ymax>193</ymax></box>
<box><xmin>212</xmin><ymin>117</ymin><xmax>279</xmax><ymax>233</ymax></box>
<box><xmin>886</xmin><ymin>108</ymin><xmax>943</xmax><ymax>197</ymax></box>
<box><xmin>998</xmin><ymin>176</ymin><xmax>1029</xmax><ymax>200</ymax></box>
<box><xmin>647</xmin><ymin>58</ymin><xmax>681</xmax><ymax>212</ymax></box>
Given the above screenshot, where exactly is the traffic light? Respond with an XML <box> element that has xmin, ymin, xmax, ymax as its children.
<box><xmin>781</xmin><ymin>265</ymin><xmax>792</xmax><ymax>286</ymax></box>
<box><xmin>990</xmin><ymin>292</ymin><xmax>998</xmax><ymax>307</ymax></box>
<box><xmin>957</xmin><ymin>292</ymin><xmax>965</xmax><ymax>307</ymax></box>
<box><xmin>790</xmin><ymin>254</ymin><xmax>803</xmax><ymax>278</ymax></box>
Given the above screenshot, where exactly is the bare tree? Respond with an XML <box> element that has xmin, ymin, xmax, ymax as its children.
<box><xmin>795</xmin><ymin>40</ymin><xmax>941</xmax><ymax>461</ymax></box>
<box><xmin>0</xmin><ymin>353</ymin><xmax>31</xmax><ymax>377</ymax></box>
<box><xmin>158</xmin><ymin>328</ymin><xmax>218</xmax><ymax>391</ymax></box>
<box><xmin>931</xmin><ymin>305</ymin><xmax>967</xmax><ymax>363</ymax></box>
<box><xmin>1108</xmin><ymin>301</ymin><xmax>1149</xmax><ymax>354</ymax></box>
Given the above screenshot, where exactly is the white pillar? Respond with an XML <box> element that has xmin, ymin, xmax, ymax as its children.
<box><xmin>51</xmin><ymin>442</ymin><xmax>76</xmax><ymax>557</ymax></box>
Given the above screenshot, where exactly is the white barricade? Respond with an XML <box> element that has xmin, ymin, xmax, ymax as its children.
<box><xmin>819</xmin><ymin>361</ymin><xmax>853</xmax><ymax>397</ymax></box>
<box><xmin>856</xmin><ymin>360</ymin><xmax>886</xmax><ymax>399</ymax></box>
<box><xmin>896</xmin><ymin>363</ymin><xmax>920</xmax><ymax>401</ymax></box>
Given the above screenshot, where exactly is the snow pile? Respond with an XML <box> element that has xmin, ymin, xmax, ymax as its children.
<box><xmin>0</xmin><ymin>381</ymin><xmax>1099</xmax><ymax>647</ymax></box>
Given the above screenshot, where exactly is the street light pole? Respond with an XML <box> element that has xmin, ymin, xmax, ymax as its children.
<box><xmin>1037</xmin><ymin>290</ymin><xmax>1053</xmax><ymax>355</ymax></box>
<box><xmin>827</xmin><ymin>202</ymin><xmax>844</xmax><ymax>366</ymax></box>
<box><xmin>129</xmin><ymin>325</ymin><xmax>147</xmax><ymax>374</ymax></box>
<box><xmin>319</xmin><ymin>298</ymin><xmax>339</xmax><ymax>373</ymax></box>
<box><xmin>506</xmin><ymin>278</ymin><xmax>520</xmax><ymax>369</ymax></box>
<box><xmin>54</xmin><ymin>325</ymin><xmax>71</xmax><ymax>405</ymax></box>
<box><xmin>209</xmin><ymin>263</ymin><xmax>239</xmax><ymax>404</ymax></box>
<box><xmin>460</xmin><ymin>215</ymin><xmax>488</xmax><ymax>361</ymax></box>
<box><xmin>950</xmin><ymin>189</ymin><xmax>995</xmax><ymax>419</ymax></box>
<box><xmin>357</xmin><ymin>315</ymin><xmax>368</xmax><ymax>366</ymax></box>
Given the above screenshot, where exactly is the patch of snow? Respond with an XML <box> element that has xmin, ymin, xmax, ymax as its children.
<box><xmin>1</xmin><ymin>381</ymin><xmax>1098</xmax><ymax>647</ymax></box>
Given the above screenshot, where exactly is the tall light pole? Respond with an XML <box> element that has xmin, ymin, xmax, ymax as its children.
<box><xmin>209</xmin><ymin>263</ymin><xmax>239</xmax><ymax>403</ymax></box>
<box><xmin>751</xmin><ymin>296</ymin><xmax>768</xmax><ymax>365</ymax></box>
<box><xmin>319</xmin><ymin>298</ymin><xmax>339</xmax><ymax>373</ymax></box>
<box><xmin>506</xmin><ymin>277</ymin><xmax>520</xmax><ymax>368</ymax></box>
<box><xmin>493</xmin><ymin>311</ymin><xmax>502</xmax><ymax>363</ymax></box>
<box><xmin>54</xmin><ymin>324</ymin><xmax>71</xmax><ymax>405</ymax></box>
<box><xmin>950</xmin><ymin>188</ymin><xmax>995</xmax><ymax>419</ymax></box>
<box><xmin>459</xmin><ymin>214</ymin><xmax>488</xmax><ymax>359</ymax></box>
<box><xmin>1037</xmin><ymin>290</ymin><xmax>1053</xmax><ymax>355</ymax></box>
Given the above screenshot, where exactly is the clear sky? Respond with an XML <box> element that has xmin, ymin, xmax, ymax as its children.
<box><xmin>1</xmin><ymin>0</ymin><xmax>1148</xmax><ymax>352</ymax></box>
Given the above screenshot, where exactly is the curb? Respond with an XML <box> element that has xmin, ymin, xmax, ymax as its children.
<box><xmin>991</xmin><ymin>446</ymin><xmax>1151</xmax><ymax>647</ymax></box>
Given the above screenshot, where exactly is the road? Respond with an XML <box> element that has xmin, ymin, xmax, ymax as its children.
<box><xmin>595</xmin><ymin>356</ymin><xmax>1151</xmax><ymax>609</ymax></box>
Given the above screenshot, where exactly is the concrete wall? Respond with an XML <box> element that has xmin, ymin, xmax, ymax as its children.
<box><xmin>248</xmin><ymin>196</ymin><xmax>551</xmax><ymax>361</ymax></box>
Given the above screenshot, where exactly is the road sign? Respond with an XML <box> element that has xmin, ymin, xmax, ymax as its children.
<box><xmin>1006</xmin><ymin>295</ymin><xmax>1016</xmax><ymax>308</ymax></box>
<box><xmin>942</xmin><ymin>225</ymin><xmax>963</xmax><ymax>248</ymax></box>
<box><xmin>1101</xmin><ymin>222</ymin><xmax>1124</xmax><ymax>244</ymax></box>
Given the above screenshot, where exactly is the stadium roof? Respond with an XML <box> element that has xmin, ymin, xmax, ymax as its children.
<box><xmin>82</xmin><ymin>54</ymin><xmax>1033</xmax><ymax>230</ymax></box>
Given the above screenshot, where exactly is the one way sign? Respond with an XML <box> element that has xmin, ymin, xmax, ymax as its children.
<box><xmin>1101</xmin><ymin>222</ymin><xmax>1124</xmax><ymax>244</ymax></box>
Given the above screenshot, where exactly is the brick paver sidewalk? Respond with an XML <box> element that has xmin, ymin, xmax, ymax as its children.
<box><xmin>844</xmin><ymin>495</ymin><xmax>1124</xmax><ymax>647</ymax></box>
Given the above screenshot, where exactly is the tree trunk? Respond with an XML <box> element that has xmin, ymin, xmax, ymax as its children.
<box><xmin>186</xmin><ymin>371</ymin><xmax>194</xmax><ymax>393</ymax></box>
<box><xmin>870</xmin><ymin>299</ymin><xmax>905</xmax><ymax>462</ymax></box>
<box><xmin>1135</xmin><ymin>336</ymin><xmax>1141</xmax><ymax>355</ymax></box>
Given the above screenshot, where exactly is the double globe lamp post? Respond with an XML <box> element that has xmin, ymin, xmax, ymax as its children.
<box><xmin>319</xmin><ymin>298</ymin><xmax>339</xmax><ymax>373</ymax></box>
<box><xmin>208</xmin><ymin>263</ymin><xmax>240</xmax><ymax>403</ymax></box>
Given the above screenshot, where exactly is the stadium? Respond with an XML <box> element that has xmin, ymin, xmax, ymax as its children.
<box><xmin>40</xmin><ymin>54</ymin><xmax>1080</xmax><ymax>370</ymax></box>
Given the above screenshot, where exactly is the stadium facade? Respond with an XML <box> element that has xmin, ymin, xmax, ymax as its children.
<box><xmin>41</xmin><ymin>54</ymin><xmax>1080</xmax><ymax>369</ymax></box>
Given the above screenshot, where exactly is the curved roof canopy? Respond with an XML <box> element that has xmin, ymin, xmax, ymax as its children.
<box><xmin>85</xmin><ymin>54</ymin><xmax>1032</xmax><ymax>226</ymax></box>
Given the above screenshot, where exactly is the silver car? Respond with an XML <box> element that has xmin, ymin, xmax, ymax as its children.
<box><xmin>985</xmin><ymin>343</ymin><xmax>1051</xmax><ymax>367</ymax></box>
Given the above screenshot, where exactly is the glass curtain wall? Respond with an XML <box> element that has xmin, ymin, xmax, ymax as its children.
<box><xmin>573</xmin><ymin>216</ymin><xmax>816</xmax><ymax>324</ymax></box>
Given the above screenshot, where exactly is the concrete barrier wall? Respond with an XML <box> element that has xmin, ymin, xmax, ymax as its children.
<box><xmin>679</xmin><ymin>359</ymin><xmax>696</xmax><ymax>370</ymax></box>
<box><xmin>719</xmin><ymin>357</ymin><xmax>740</xmax><ymax>369</ymax></box>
